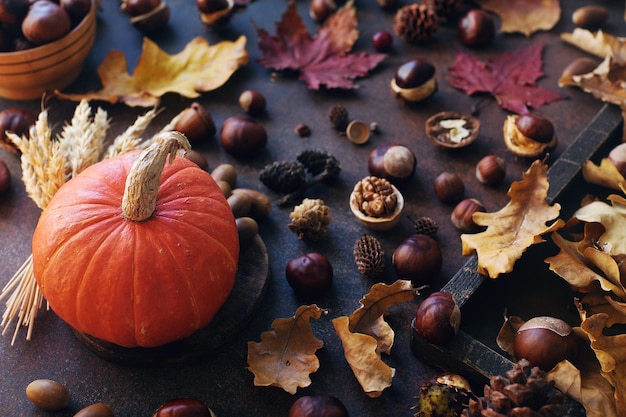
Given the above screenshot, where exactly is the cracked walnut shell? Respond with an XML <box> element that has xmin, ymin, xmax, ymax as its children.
<box><xmin>350</xmin><ymin>176</ymin><xmax>404</xmax><ymax>231</ymax></box>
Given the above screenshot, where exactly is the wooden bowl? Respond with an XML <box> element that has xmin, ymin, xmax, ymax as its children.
<box><xmin>0</xmin><ymin>0</ymin><xmax>97</xmax><ymax>100</ymax></box>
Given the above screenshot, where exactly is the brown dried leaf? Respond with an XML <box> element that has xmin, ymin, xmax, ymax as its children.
<box><xmin>495</xmin><ymin>315</ymin><xmax>525</xmax><ymax>357</ymax></box>
<box><xmin>579</xmin><ymin>293</ymin><xmax>626</xmax><ymax>327</ymax></box>
<box><xmin>582</xmin><ymin>159</ymin><xmax>626</xmax><ymax>191</ymax></box>
<box><xmin>573</xmin><ymin>194</ymin><xmax>626</xmax><ymax>256</ymax></box>
<box><xmin>475</xmin><ymin>0</ymin><xmax>560</xmax><ymax>37</ymax></box>
<box><xmin>461</xmin><ymin>160</ymin><xmax>565</xmax><ymax>278</ymax></box>
<box><xmin>54</xmin><ymin>36</ymin><xmax>249</xmax><ymax>107</ymax></box>
<box><xmin>247</xmin><ymin>304</ymin><xmax>325</xmax><ymax>394</ymax></box>
<box><xmin>560</xmin><ymin>29</ymin><xmax>626</xmax><ymax>64</ymax></box>
<box><xmin>332</xmin><ymin>279</ymin><xmax>416</xmax><ymax>397</ymax></box>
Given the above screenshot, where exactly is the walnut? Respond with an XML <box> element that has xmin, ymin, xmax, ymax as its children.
<box><xmin>352</xmin><ymin>176</ymin><xmax>397</xmax><ymax>217</ymax></box>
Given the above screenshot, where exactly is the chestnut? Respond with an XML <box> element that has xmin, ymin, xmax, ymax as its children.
<box><xmin>73</xmin><ymin>403</ymin><xmax>114</xmax><ymax>417</ymax></box>
<box><xmin>414</xmin><ymin>292</ymin><xmax>460</xmax><ymax>345</ymax></box>
<box><xmin>60</xmin><ymin>0</ymin><xmax>91</xmax><ymax>26</ymax></box>
<box><xmin>0</xmin><ymin>159</ymin><xmax>10</xmax><ymax>195</ymax></box>
<box><xmin>513</xmin><ymin>316</ymin><xmax>579</xmax><ymax>372</ymax></box>
<box><xmin>0</xmin><ymin>107</ymin><xmax>37</xmax><ymax>153</ymax></box>
<box><xmin>368</xmin><ymin>145</ymin><xmax>416</xmax><ymax>182</ymax></box>
<box><xmin>197</xmin><ymin>0</ymin><xmax>234</xmax><ymax>25</ymax></box>
<box><xmin>285</xmin><ymin>252</ymin><xmax>333</xmax><ymax>298</ymax></box>
<box><xmin>415</xmin><ymin>373</ymin><xmax>472</xmax><ymax>417</ymax></box>
<box><xmin>372</xmin><ymin>30</ymin><xmax>393</xmax><ymax>52</ymax></box>
<box><xmin>503</xmin><ymin>114</ymin><xmax>557</xmax><ymax>158</ymax></box>
<box><xmin>390</xmin><ymin>57</ymin><xmax>437</xmax><ymax>103</ymax></box>
<box><xmin>457</xmin><ymin>9</ymin><xmax>495</xmax><ymax>48</ymax></box>
<box><xmin>451</xmin><ymin>198</ymin><xmax>485</xmax><ymax>233</ymax></box>
<box><xmin>185</xmin><ymin>149</ymin><xmax>208</xmax><ymax>170</ymax></box>
<box><xmin>239</xmin><ymin>89</ymin><xmax>266</xmax><ymax>116</ymax></box>
<box><xmin>433</xmin><ymin>171</ymin><xmax>464</xmax><ymax>203</ymax></box>
<box><xmin>392</xmin><ymin>234</ymin><xmax>442</xmax><ymax>286</ymax></box>
<box><xmin>475</xmin><ymin>154</ymin><xmax>506</xmax><ymax>185</ymax></box>
<box><xmin>309</xmin><ymin>0</ymin><xmax>336</xmax><ymax>22</ymax></box>
<box><xmin>22</xmin><ymin>0</ymin><xmax>72</xmax><ymax>45</ymax></box>
<box><xmin>173</xmin><ymin>102</ymin><xmax>216</xmax><ymax>144</ymax></box>
<box><xmin>128</xmin><ymin>0</ymin><xmax>170</xmax><ymax>33</ymax></box>
<box><xmin>219</xmin><ymin>116</ymin><xmax>268</xmax><ymax>159</ymax></box>
<box><xmin>152</xmin><ymin>398</ymin><xmax>216</xmax><ymax>417</ymax></box>
<box><xmin>0</xmin><ymin>0</ymin><xmax>29</xmax><ymax>25</ymax></box>
<box><xmin>121</xmin><ymin>0</ymin><xmax>161</xmax><ymax>16</ymax></box>
<box><xmin>608</xmin><ymin>143</ymin><xmax>626</xmax><ymax>177</ymax></box>
<box><xmin>572</xmin><ymin>5</ymin><xmax>608</xmax><ymax>30</ymax></box>
<box><xmin>288</xmin><ymin>394</ymin><xmax>348</xmax><ymax>417</ymax></box>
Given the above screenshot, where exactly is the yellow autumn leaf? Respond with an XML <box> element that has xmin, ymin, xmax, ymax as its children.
<box><xmin>579</xmin><ymin>293</ymin><xmax>626</xmax><ymax>326</ymax></box>
<box><xmin>582</xmin><ymin>159</ymin><xmax>626</xmax><ymax>191</ymax></box>
<box><xmin>475</xmin><ymin>0</ymin><xmax>560</xmax><ymax>37</ymax></box>
<box><xmin>332</xmin><ymin>280</ymin><xmax>416</xmax><ymax>397</ymax></box>
<box><xmin>573</xmin><ymin>194</ymin><xmax>626</xmax><ymax>255</ymax></box>
<box><xmin>461</xmin><ymin>160</ymin><xmax>564</xmax><ymax>278</ymax></box>
<box><xmin>54</xmin><ymin>36</ymin><xmax>249</xmax><ymax>107</ymax></box>
<box><xmin>247</xmin><ymin>304</ymin><xmax>325</xmax><ymax>394</ymax></box>
<box><xmin>560</xmin><ymin>29</ymin><xmax>626</xmax><ymax>64</ymax></box>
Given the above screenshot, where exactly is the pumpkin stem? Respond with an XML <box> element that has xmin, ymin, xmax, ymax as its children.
<box><xmin>122</xmin><ymin>131</ymin><xmax>191</xmax><ymax>221</ymax></box>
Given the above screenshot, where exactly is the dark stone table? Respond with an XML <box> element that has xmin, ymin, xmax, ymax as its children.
<box><xmin>1</xmin><ymin>1</ymin><xmax>624</xmax><ymax>416</ymax></box>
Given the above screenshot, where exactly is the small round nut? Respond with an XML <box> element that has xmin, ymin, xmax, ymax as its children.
<box><xmin>174</xmin><ymin>102</ymin><xmax>216</xmax><ymax>144</ymax></box>
<box><xmin>572</xmin><ymin>5</ymin><xmax>608</xmax><ymax>30</ymax></box>
<box><xmin>129</xmin><ymin>0</ymin><xmax>170</xmax><ymax>33</ymax></box>
<box><xmin>457</xmin><ymin>9</ymin><xmax>495</xmax><ymax>48</ymax></box>
<box><xmin>451</xmin><ymin>198</ymin><xmax>485</xmax><ymax>232</ymax></box>
<box><xmin>22</xmin><ymin>0</ymin><xmax>72</xmax><ymax>45</ymax></box>
<box><xmin>211</xmin><ymin>163</ymin><xmax>237</xmax><ymax>188</ymax></box>
<box><xmin>503</xmin><ymin>114</ymin><xmax>557</xmax><ymax>158</ymax></box>
<box><xmin>219</xmin><ymin>116</ymin><xmax>268</xmax><ymax>159</ymax></box>
<box><xmin>185</xmin><ymin>149</ymin><xmax>208</xmax><ymax>170</ymax></box>
<box><xmin>368</xmin><ymin>144</ymin><xmax>416</xmax><ymax>182</ymax></box>
<box><xmin>197</xmin><ymin>0</ymin><xmax>233</xmax><ymax>25</ymax></box>
<box><xmin>475</xmin><ymin>155</ymin><xmax>506</xmax><ymax>185</ymax></box>
<box><xmin>309</xmin><ymin>0</ymin><xmax>336</xmax><ymax>22</ymax></box>
<box><xmin>73</xmin><ymin>403</ymin><xmax>114</xmax><ymax>417</ymax></box>
<box><xmin>26</xmin><ymin>379</ymin><xmax>71</xmax><ymax>411</ymax></box>
<box><xmin>236</xmin><ymin>216</ymin><xmax>259</xmax><ymax>245</ymax></box>
<box><xmin>433</xmin><ymin>172</ymin><xmax>464</xmax><ymax>203</ymax></box>
<box><xmin>239</xmin><ymin>90</ymin><xmax>266</xmax><ymax>115</ymax></box>
<box><xmin>390</xmin><ymin>57</ymin><xmax>437</xmax><ymax>103</ymax></box>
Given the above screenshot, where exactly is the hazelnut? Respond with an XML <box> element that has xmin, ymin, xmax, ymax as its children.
<box><xmin>414</xmin><ymin>292</ymin><xmax>461</xmax><ymax>345</ymax></box>
<box><xmin>0</xmin><ymin>108</ymin><xmax>37</xmax><ymax>153</ymax></box>
<box><xmin>513</xmin><ymin>316</ymin><xmax>580</xmax><ymax>372</ymax></box>
<box><xmin>457</xmin><ymin>9</ymin><xmax>495</xmax><ymax>48</ymax></box>
<box><xmin>475</xmin><ymin>154</ymin><xmax>506</xmax><ymax>185</ymax></box>
<box><xmin>390</xmin><ymin>57</ymin><xmax>437</xmax><ymax>103</ymax></box>
<box><xmin>219</xmin><ymin>116</ymin><xmax>268</xmax><ymax>159</ymax></box>
<box><xmin>503</xmin><ymin>114</ymin><xmax>557</xmax><ymax>158</ymax></box>
<box><xmin>368</xmin><ymin>144</ymin><xmax>416</xmax><ymax>182</ymax></box>
<box><xmin>197</xmin><ymin>0</ymin><xmax>234</xmax><ymax>25</ymax></box>
<box><xmin>0</xmin><ymin>158</ymin><xmax>11</xmax><ymax>195</ymax></box>
<box><xmin>173</xmin><ymin>102</ymin><xmax>216</xmax><ymax>144</ymax></box>
<box><xmin>128</xmin><ymin>0</ymin><xmax>170</xmax><ymax>33</ymax></box>
<box><xmin>153</xmin><ymin>398</ymin><xmax>216</xmax><ymax>417</ymax></box>
<box><xmin>309</xmin><ymin>0</ymin><xmax>336</xmax><ymax>22</ymax></box>
<box><xmin>285</xmin><ymin>252</ymin><xmax>334</xmax><ymax>298</ymax></box>
<box><xmin>26</xmin><ymin>379</ymin><xmax>71</xmax><ymax>411</ymax></box>
<box><xmin>608</xmin><ymin>143</ymin><xmax>626</xmax><ymax>177</ymax></box>
<box><xmin>227</xmin><ymin>189</ymin><xmax>252</xmax><ymax>218</ymax></box>
<box><xmin>572</xmin><ymin>5</ymin><xmax>608</xmax><ymax>30</ymax></box>
<box><xmin>210</xmin><ymin>163</ymin><xmax>237</xmax><ymax>188</ymax></box>
<box><xmin>74</xmin><ymin>403</ymin><xmax>114</xmax><ymax>417</ymax></box>
<box><xmin>22</xmin><ymin>0</ymin><xmax>72</xmax><ymax>45</ymax></box>
<box><xmin>0</xmin><ymin>0</ymin><xmax>29</xmax><ymax>25</ymax></box>
<box><xmin>451</xmin><ymin>198</ymin><xmax>485</xmax><ymax>232</ymax></box>
<box><xmin>433</xmin><ymin>171</ymin><xmax>464</xmax><ymax>203</ymax></box>
<box><xmin>232</xmin><ymin>188</ymin><xmax>271</xmax><ymax>219</ymax></box>
<box><xmin>185</xmin><ymin>149</ymin><xmax>208</xmax><ymax>170</ymax></box>
<box><xmin>239</xmin><ymin>89</ymin><xmax>266</xmax><ymax>115</ymax></box>
<box><xmin>60</xmin><ymin>0</ymin><xmax>91</xmax><ymax>26</ymax></box>
<box><xmin>288</xmin><ymin>394</ymin><xmax>348</xmax><ymax>417</ymax></box>
<box><xmin>392</xmin><ymin>234</ymin><xmax>442</xmax><ymax>286</ymax></box>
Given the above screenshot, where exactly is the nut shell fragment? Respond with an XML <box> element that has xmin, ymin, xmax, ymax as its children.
<box><xmin>425</xmin><ymin>111</ymin><xmax>480</xmax><ymax>149</ymax></box>
<box><xmin>503</xmin><ymin>115</ymin><xmax>557</xmax><ymax>158</ymax></box>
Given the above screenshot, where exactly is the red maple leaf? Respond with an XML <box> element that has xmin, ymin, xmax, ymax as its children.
<box><xmin>255</xmin><ymin>1</ymin><xmax>386</xmax><ymax>89</ymax></box>
<box><xmin>446</xmin><ymin>42</ymin><xmax>564</xmax><ymax>114</ymax></box>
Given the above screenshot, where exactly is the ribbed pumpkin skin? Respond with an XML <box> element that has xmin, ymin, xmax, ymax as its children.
<box><xmin>32</xmin><ymin>150</ymin><xmax>239</xmax><ymax>348</ymax></box>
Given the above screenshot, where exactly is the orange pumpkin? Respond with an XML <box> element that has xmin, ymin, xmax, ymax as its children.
<box><xmin>32</xmin><ymin>132</ymin><xmax>239</xmax><ymax>348</ymax></box>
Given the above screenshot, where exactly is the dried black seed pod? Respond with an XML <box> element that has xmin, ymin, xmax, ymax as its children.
<box><xmin>297</xmin><ymin>149</ymin><xmax>341</xmax><ymax>182</ymax></box>
<box><xmin>328</xmin><ymin>104</ymin><xmax>349</xmax><ymax>131</ymax></box>
<box><xmin>353</xmin><ymin>235</ymin><xmax>385</xmax><ymax>278</ymax></box>
<box><xmin>259</xmin><ymin>161</ymin><xmax>307</xmax><ymax>194</ymax></box>
<box><xmin>410</xmin><ymin>216</ymin><xmax>438</xmax><ymax>238</ymax></box>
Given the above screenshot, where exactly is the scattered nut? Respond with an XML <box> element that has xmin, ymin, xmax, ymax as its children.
<box><xmin>572</xmin><ymin>5</ymin><xmax>608</xmax><ymax>30</ymax></box>
<box><xmin>390</xmin><ymin>57</ymin><xmax>437</xmax><ymax>103</ymax></box>
<box><xmin>236</xmin><ymin>216</ymin><xmax>259</xmax><ymax>245</ymax></box>
<box><xmin>74</xmin><ymin>402</ymin><xmax>114</xmax><ymax>417</ymax></box>
<box><xmin>185</xmin><ymin>149</ymin><xmax>208</xmax><ymax>170</ymax></box>
<box><xmin>503</xmin><ymin>114</ymin><xmax>557</xmax><ymax>158</ymax></box>
<box><xmin>0</xmin><ymin>107</ymin><xmax>37</xmax><ymax>153</ymax></box>
<box><xmin>0</xmin><ymin>159</ymin><xmax>11</xmax><ymax>195</ymax></box>
<box><xmin>174</xmin><ymin>102</ymin><xmax>216</xmax><ymax>144</ymax></box>
<box><xmin>153</xmin><ymin>398</ymin><xmax>216</xmax><ymax>417</ymax></box>
<box><xmin>288</xmin><ymin>395</ymin><xmax>348</xmax><ymax>417</ymax></box>
<box><xmin>197</xmin><ymin>0</ymin><xmax>234</xmax><ymax>25</ymax></box>
<box><xmin>346</xmin><ymin>120</ymin><xmax>370</xmax><ymax>144</ymax></box>
<box><xmin>414</xmin><ymin>291</ymin><xmax>461</xmax><ymax>345</ymax></box>
<box><xmin>393</xmin><ymin>234</ymin><xmax>442</xmax><ymax>286</ymax></box>
<box><xmin>475</xmin><ymin>154</ymin><xmax>506</xmax><ymax>185</ymax></box>
<box><xmin>26</xmin><ymin>379</ymin><xmax>71</xmax><ymax>411</ymax></box>
<box><xmin>309</xmin><ymin>0</ymin><xmax>336</xmax><ymax>22</ymax></box>
<box><xmin>368</xmin><ymin>144</ymin><xmax>416</xmax><ymax>182</ymax></box>
<box><xmin>227</xmin><ymin>189</ymin><xmax>252</xmax><ymax>218</ymax></box>
<box><xmin>294</xmin><ymin>123</ymin><xmax>311</xmax><ymax>137</ymax></box>
<box><xmin>22</xmin><ymin>0</ymin><xmax>72</xmax><ymax>45</ymax></box>
<box><xmin>451</xmin><ymin>198</ymin><xmax>485</xmax><ymax>232</ymax></box>
<box><xmin>210</xmin><ymin>163</ymin><xmax>237</xmax><ymax>188</ymax></box>
<box><xmin>219</xmin><ymin>116</ymin><xmax>268</xmax><ymax>159</ymax></box>
<box><xmin>231</xmin><ymin>188</ymin><xmax>271</xmax><ymax>219</ymax></box>
<box><xmin>239</xmin><ymin>89</ymin><xmax>266</xmax><ymax>115</ymax></box>
<box><xmin>426</xmin><ymin>111</ymin><xmax>480</xmax><ymax>149</ymax></box>
<box><xmin>433</xmin><ymin>171</ymin><xmax>464</xmax><ymax>203</ymax></box>
<box><xmin>457</xmin><ymin>9</ymin><xmax>495</xmax><ymax>48</ymax></box>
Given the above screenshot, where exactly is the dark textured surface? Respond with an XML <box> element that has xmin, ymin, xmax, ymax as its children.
<box><xmin>1</xmin><ymin>1</ymin><xmax>625</xmax><ymax>416</ymax></box>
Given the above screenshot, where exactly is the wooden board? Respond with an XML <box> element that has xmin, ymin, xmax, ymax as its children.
<box><xmin>73</xmin><ymin>234</ymin><xmax>269</xmax><ymax>366</ymax></box>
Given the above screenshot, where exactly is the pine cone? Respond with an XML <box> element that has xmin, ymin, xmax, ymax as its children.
<box><xmin>328</xmin><ymin>104</ymin><xmax>349</xmax><ymax>131</ymax></box>
<box><xmin>297</xmin><ymin>149</ymin><xmax>341</xmax><ymax>182</ymax></box>
<box><xmin>423</xmin><ymin>0</ymin><xmax>462</xmax><ymax>20</ymax></box>
<box><xmin>412</xmin><ymin>216</ymin><xmax>438</xmax><ymax>237</ymax></box>
<box><xmin>288</xmin><ymin>198</ymin><xmax>332</xmax><ymax>241</ymax></box>
<box><xmin>259</xmin><ymin>161</ymin><xmax>307</xmax><ymax>194</ymax></box>
<box><xmin>353</xmin><ymin>235</ymin><xmax>385</xmax><ymax>278</ymax></box>
<box><xmin>393</xmin><ymin>3</ymin><xmax>438</xmax><ymax>44</ymax></box>
<box><xmin>461</xmin><ymin>360</ymin><xmax>568</xmax><ymax>417</ymax></box>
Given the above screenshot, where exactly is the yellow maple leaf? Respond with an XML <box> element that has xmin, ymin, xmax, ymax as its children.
<box><xmin>54</xmin><ymin>36</ymin><xmax>249</xmax><ymax>107</ymax></box>
<box><xmin>332</xmin><ymin>280</ymin><xmax>416</xmax><ymax>398</ymax></box>
<box><xmin>246</xmin><ymin>304</ymin><xmax>325</xmax><ymax>394</ymax></box>
<box><xmin>461</xmin><ymin>160</ymin><xmax>564</xmax><ymax>278</ymax></box>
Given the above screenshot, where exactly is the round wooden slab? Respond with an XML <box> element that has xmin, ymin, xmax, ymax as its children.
<box><xmin>72</xmin><ymin>234</ymin><xmax>269</xmax><ymax>366</ymax></box>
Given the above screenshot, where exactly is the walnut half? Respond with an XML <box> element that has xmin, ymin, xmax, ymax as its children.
<box><xmin>352</xmin><ymin>176</ymin><xmax>397</xmax><ymax>217</ymax></box>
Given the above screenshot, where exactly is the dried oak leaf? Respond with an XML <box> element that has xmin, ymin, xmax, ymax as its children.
<box><xmin>461</xmin><ymin>160</ymin><xmax>565</xmax><ymax>278</ymax></box>
<box><xmin>255</xmin><ymin>0</ymin><xmax>385</xmax><ymax>89</ymax></box>
<box><xmin>560</xmin><ymin>29</ymin><xmax>626</xmax><ymax>66</ymax></box>
<box><xmin>54</xmin><ymin>36</ymin><xmax>249</xmax><ymax>107</ymax></box>
<box><xmin>475</xmin><ymin>0</ymin><xmax>561</xmax><ymax>37</ymax></box>
<box><xmin>447</xmin><ymin>42</ymin><xmax>564</xmax><ymax>114</ymax></box>
<box><xmin>582</xmin><ymin>158</ymin><xmax>626</xmax><ymax>191</ymax></box>
<box><xmin>332</xmin><ymin>279</ymin><xmax>416</xmax><ymax>398</ymax></box>
<box><xmin>247</xmin><ymin>304</ymin><xmax>325</xmax><ymax>394</ymax></box>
